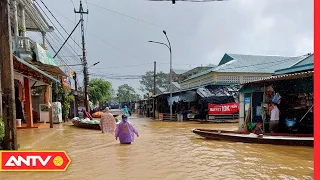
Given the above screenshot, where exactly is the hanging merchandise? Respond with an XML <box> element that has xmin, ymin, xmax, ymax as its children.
<box><xmin>272</xmin><ymin>93</ymin><xmax>281</xmax><ymax>104</ymax></box>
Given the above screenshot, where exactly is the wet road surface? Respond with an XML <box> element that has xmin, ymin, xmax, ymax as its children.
<box><xmin>0</xmin><ymin>117</ymin><xmax>314</xmax><ymax>180</ymax></box>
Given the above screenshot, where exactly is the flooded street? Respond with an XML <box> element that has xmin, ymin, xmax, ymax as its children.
<box><xmin>1</xmin><ymin>117</ymin><xmax>314</xmax><ymax>180</ymax></box>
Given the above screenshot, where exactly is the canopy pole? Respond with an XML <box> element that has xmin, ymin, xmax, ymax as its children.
<box><xmin>299</xmin><ymin>104</ymin><xmax>314</xmax><ymax>123</ymax></box>
<box><xmin>263</xmin><ymin>84</ymin><xmax>266</xmax><ymax>133</ymax></box>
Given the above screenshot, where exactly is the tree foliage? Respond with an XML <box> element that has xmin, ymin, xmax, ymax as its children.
<box><xmin>88</xmin><ymin>78</ymin><xmax>112</xmax><ymax>103</ymax></box>
<box><xmin>52</xmin><ymin>82</ymin><xmax>74</xmax><ymax>120</ymax></box>
<box><xmin>139</xmin><ymin>71</ymin><xmax>169</xmax><ymax>93</ymax></box>
<box><xmin>116</xmin><ymin>84</ymin><xmax>140</xmax><ymax>103</ymax></box>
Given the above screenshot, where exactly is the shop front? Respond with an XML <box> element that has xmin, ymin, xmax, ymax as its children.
<box><xmin>239</xmin><ymin>71</ymin><xmax>313</xmax><ymax>134</ymax></box>
<box><xmin>13</xmin><ymin>55</ymin><xmax>62</xmax><ymax>128</ymax></box>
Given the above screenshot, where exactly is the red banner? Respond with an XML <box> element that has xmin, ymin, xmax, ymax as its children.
<box><xmin>0</xmin><ymin>151</ymin><xmax>71</xmax><ymax>171</ymax></box>
<box><xmin>208</xmin><ymin>102</ymin><xmax>239</xmax><ymax>115</ymax></box>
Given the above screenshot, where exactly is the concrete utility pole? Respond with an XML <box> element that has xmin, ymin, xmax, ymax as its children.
<box><xmin>73</xmin><ymin>72</ymin><xmax>78</xmax><ymax>117</ymax></box>
<box><xmin>0</xmin><ymin>0</ymin><xmax>18</xmax><ymax>150</ymax></box>
<box><xmin>153</xmin><ymin>61</ymin><xmax>156</xmax><ymax>118</ymax></box>
<box><xmin>75</xmin><ymin>1</ymin><xmax>89</xmax><ymax>112</ymax></box>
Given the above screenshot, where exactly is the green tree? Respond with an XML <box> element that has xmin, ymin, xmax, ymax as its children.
<box><xmin>52</xmin><ymin>82</ymin><xmax>74</xmax><ymax>120</ymax></box>
<box><xmin>88</xmin><ymin>78</ymin><xmax>112</xmax><ymax>103</ymax></box>
<box><xmin>139</xmin><ymin>71</ymin><xmax>169</xmax><ymax>94</ymax></box>
<box><xmin>116</xmin><ymin>84</ymin><xmax>140</xmax><ymax>103</ymax></box>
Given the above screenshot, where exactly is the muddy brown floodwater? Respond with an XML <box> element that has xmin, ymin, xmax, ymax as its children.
<box><xmin>0</xmin><ymin>117</ymin><xmax>314</xmax><ymax>180</ymax></box>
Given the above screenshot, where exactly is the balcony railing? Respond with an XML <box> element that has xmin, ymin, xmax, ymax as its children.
<box><xmin>12</xmin><ymin>36</ymin><xmax>35</xmax><ymax>54</ymax></box>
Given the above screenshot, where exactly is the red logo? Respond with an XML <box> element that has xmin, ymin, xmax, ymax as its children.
<box><xmin>0</xmin><ymin>151</ymin><xmax>71</xmax><ymax>171</ymax></box>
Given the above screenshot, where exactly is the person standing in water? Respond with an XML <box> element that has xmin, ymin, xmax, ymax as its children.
<box><xmin>115</xmin><ymin>114</ymin><xmax>139</xmax><ymax>144</ymax></box>
<box><xmin>100</xmin><ymin>107</ymin><xmax>116</xmax><ymax>133</ymax></box>
<box><xmin>123</xmin><ymin>105</ymin><xmax>131</xmax><ymax>117</ymax></box>
<box><xmin>269</xmin><ymin>102</ymin><xmax>280</xmax><ymax>133</ymax></box>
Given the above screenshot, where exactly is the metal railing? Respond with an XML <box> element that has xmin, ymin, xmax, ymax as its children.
<box><xmin>12</xmin><ymin>36</ymin><xmax>35</xmax><ymax>53</ymax></box>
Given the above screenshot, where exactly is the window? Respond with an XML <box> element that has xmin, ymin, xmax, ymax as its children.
<box><xmin>218</xmin><ymin>75</ymin><xmax>240</xmax><ymax>83</ymax></box>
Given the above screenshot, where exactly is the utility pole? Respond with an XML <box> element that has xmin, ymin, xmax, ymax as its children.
<box><xmin>153</xmin><ymin>61</ymin><xmax>156</xmax><ymax>118</ymax></box>
<box><xmin>0</xmin><ymin>0</ymin><xmax>17</xmax><ymax>150</ymax></box>
<box><xmin>73</xmin><ymin>72</ymin><xmax>78</xmax><ymax>117</ymax></box>
<box><xmin>75</xmin><ymin>1</ymin><xmax>89</xmax><ymax>112</ymax></box>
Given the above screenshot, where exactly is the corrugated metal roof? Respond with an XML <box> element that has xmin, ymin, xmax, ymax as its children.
<box><xmin>14</xmin><ymin>56</ymin><xmax>60</xmax><ymax>83</ymax></box>
<box><xmin>242</xmin><ymin>71</ymin><xmax>313</xmax><ymax>86</ymax></box>
<box><xmin>275</xmin><ymin>54</ymin><xmax>314</xmax><ymax>74</ymax></box>
<box><xmin>172</xmin><ymin>82</ymin><xmax>181</xmax><ymax>89</ymax></box>
<box><xmin>173</xmin><ymin>69</ymin><xmax>188</xmax><ymax>74</ymax></box>
<box><xmin>183</xmin><ymin>53</ymin><xmax>308</xmax><ymax>81</ymax></box>
<box><xmin>183</xmin><ymin>68</ymin><xmax>213</xmax><ymax>81</ymax></box>
<box><xmin>214</xmin><ymin>53</ymin><xmax>305</xmax><ymax>73</ymax></box>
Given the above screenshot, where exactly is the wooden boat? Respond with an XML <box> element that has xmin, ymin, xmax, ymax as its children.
<box><xmin>72</xmin><ymin>113</ymin><xmax>119</xmax><ymax>130</ymax></box>
<box><xmin>72</xmin><ymin>120</ymin><xmax>100</xmax><ymax>130</ymax></box>
<box><xmin>192</xmin><ymin>129</ymin><xmax>314</xmax><ymax>147</ymax></box>
<box><xmin>196</xmin><ymin>119</ymin><xmax>239</xmax><ymax>123</ymax></box>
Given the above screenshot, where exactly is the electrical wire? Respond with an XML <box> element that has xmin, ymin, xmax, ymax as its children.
<box><xmin>44</xmin><ymin>5</ymin><xmax>150</xmax><ymax>63</ymax></box>
<box><xmin>87</xmin><ymin>1</ymin><xmax>207</xmax><ymax>40</ymax></box>
<box><xmin>34</xmin><ymin>1</ymin><xmax>82</xmax><ymax>62</ymax></box>
<box><xmin>21</xmin><ymin>6</ymin><xmax>78</xmax><ymax>72</ymax></box>
<box><xmin>37</xmin><ymin>0</ymin><xmax>82</xmax><ymax>50</ymax></box>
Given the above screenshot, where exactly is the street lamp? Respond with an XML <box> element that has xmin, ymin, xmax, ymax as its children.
<box><xmin>148</xmin><ymin>30</ymin><xmax>173</xmax><ymax>120</ymax></box>
<box><xmin>58</xmin><ymin>61</ymin><xmax>100</xmax><ymax>68</ymax></box>
<box><xmin>88</xmin><ymin>61</ymin><xmax>100</xmax><ymax>68</ymax></box>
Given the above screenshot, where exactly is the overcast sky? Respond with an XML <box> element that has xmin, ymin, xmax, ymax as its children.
<box><xmin>32</xmin><ymin>0</ymin><xmax>313</xmax><ymax>94</ymax></box>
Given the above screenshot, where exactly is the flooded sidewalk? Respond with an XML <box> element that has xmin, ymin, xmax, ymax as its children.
<box><xmin>1</xmin><ymin>117</ymin><xmax>314</xmax><ymax>180</ymax></box>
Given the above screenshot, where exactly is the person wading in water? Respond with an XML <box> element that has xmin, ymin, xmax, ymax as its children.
<box><xmin>115</xmin><ymin>114</ymin><xmax>139</xmax><ymax>144</ymax></box>
<box><xmin>100</xmin><ymin>107</ymin><xmax>116</xmax><ymax>134</ymax></box>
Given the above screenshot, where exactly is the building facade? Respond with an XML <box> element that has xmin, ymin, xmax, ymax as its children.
<box><xmin>180</xmin><ymin>53</ymin><xmax>310</xmax><ymax>89</ymax></box>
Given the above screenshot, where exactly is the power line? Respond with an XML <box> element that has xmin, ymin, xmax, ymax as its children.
<box><xmin>37</xmin><ymin>0</ymin><xmax>82</xmax><ymax>50</ymax></box>
<box><xmin>89</xmin><ymin>63</ymin><xmax>152</xmax><ymax>69</ymax></box>
<box><xmin>69</xmin><ymin>0</ymin><xmax>75</xmax><ymax>8</ymax></box>
<box><xmin>34</xmin><ymin>1</ymin><xmax>82</xmax><ymax>64</ymax></box>
<box><xmin>87</xmin><ymin>2</ymin><xmax>206</xmax><ymax>40</ymax></box>
<box><xmin>45</xmin><ymin>32</ymin><xmax>81</xmax><ymax>66</ymax></box>
<box><xmin>22</xmin><ymin>5</ymin><xmax>78</xmax><ymax>72</ymax></box>
<box><xmin>38</xmin><ymin>3</ymin><xmax>150</xmax><ymax>65</ymax></box>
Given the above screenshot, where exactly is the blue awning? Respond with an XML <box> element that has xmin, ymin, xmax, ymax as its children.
<box><xmin>14</xmin><ymin>56</ymin><xmax>60</xmax><ymax>83</ymax></box>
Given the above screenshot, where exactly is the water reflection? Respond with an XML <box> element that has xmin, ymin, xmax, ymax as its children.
<box><xmin>0</xmin><ymin>118</ymin><xmax>313</xmax><ymax>180</ymax></box>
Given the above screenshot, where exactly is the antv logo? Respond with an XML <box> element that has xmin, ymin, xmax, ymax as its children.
<box><xmin>5</xmin><ymin>155</ymin><xmax>52</xmax><ymax>167</ymax></box>
<box><xmin>0</xmin><ymin>151</ymin><xmax>71</xmax><ymax>171</ymax></box>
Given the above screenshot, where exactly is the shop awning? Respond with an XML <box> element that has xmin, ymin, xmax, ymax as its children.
<box><xmin>25</xmin><ymin>59</ymin><xmax>67</xmax><ymax>77</ymax></box>
<box><xmin>14</xmin><ymin>56</ymin><xmax>60</xmax><ymax>83</ymax></box>
<box><xmin>239</xmin><ymin>87</ymin><xmax>258</xmax><ymax>94</ymax></box>
<box><xmin>242</xmin><ymin>71</ymin><xmax>314</xmax><ymax>86</ymax></box>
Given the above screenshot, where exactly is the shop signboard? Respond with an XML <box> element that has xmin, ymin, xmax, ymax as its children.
<box><xmin>208</xmin><ymin>102</ymin><xmax>239</xmax><ymax>115</ymax></box>
<box><xmin>34</xmin><ymin>43</ymin><xmax>57</xmax><ymax>66</ymax></box>
<box><xmin>244</xmin><ymin>96</ymin><xmax>251</xmax><ymax>118</ymax></box>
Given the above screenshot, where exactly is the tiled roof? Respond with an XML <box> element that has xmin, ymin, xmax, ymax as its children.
<box><xmin>183</xmin><ymin>53</ymin><xmax>308</xmax><ymax>81</ymax></box>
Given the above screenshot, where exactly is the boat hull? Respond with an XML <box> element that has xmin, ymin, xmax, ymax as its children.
<box><xmin>192</xmin><ymin>129</ymin><xmax>314</xmax><ymax>147</ymax></box>
<box><xmin>72</xmin><ymin>121</ymin><xmax>101</xmax><ymax>130</ymax></box>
